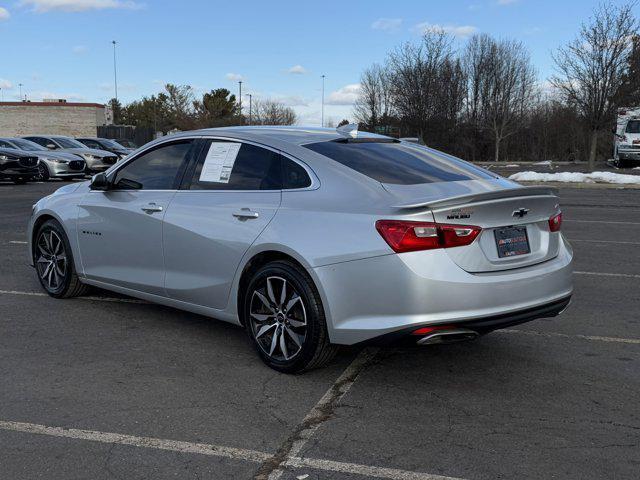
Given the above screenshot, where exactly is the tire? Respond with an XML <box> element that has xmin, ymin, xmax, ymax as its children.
<box><xmin>34</xmin><ymin>219</ymin><xmax>89</xmax><ymax>298</ymax></box>
<box><xmin>37</xmin><ymin>163</ymin><xmax>50</xmax><ymax>181</ymax></box>
<box><xmin>243</xmin><ymin>260</ymin><xmax>338</xmax><ymax>373</ymax></box>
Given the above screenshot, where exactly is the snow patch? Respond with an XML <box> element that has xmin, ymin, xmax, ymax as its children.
<box><xmin>505</xmin><ymin>164</ymin><xmax>520</xmax><ymax>167</ymax></box>
<box><xmin>533</xmin><ymin>160</ymin><xmax>553</xmax><ymax>166</ymax></box>
<box><xmin>509</xmin><ymin>171</ymin><xmax>640</xmax><ymax>185</ymax></box>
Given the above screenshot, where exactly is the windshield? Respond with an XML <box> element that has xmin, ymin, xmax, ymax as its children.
<box><xmin>625</xmin><ymin>120</ymin><xmax>640</xmax><ymax>134</ymax></box>
<box><xmin>6</xmin><ymin>138</ymin><xmax>45</xmax><ymax>151</ymax></box>
<box><xmin>55</xmin><ymin>137</ymin><xmax>87</xmax><ymax>149</ymax></box>
<box><xmin>101</xmin><ymin>138</ymin><xmax>125</xmax><ymax>148</ymax></box>
<box><xmin>304</xmin><ymin>140</ymin><xmax>495</xmax><ymax>185</ymax></box>
<box><xmin>115</xmin><ymin>139</ymin><xmax>137</xmax><ymax>148</ymax></box>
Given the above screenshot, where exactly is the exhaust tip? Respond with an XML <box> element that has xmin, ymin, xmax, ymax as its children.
<box><xmin>414</xmin><ymin>327</ymin><xmax>479</xmax><ymax>346</ymax></box>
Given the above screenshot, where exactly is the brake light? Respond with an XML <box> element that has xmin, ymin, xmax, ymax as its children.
<box><xmin>411</xmin><ymin>325</ymin><xmax>456</xmax><ymax>335</ymax></box>
<box><xmin>549</xmin><ymin>212</ymin><xmax>562</xmax><ymax>232</ymax></box>
<box><xmin>375</xmin><ymin>220</ymin><xmax>481</xmax><ymax>253</ymax></box>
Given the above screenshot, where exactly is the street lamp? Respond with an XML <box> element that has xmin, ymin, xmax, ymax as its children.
<box><xmin>18</xmin><ymin>83</ymin><xmax>23</xmax><ymax>101</ymax></box>
<box><xmin>245</xmin><ymin>94</ymin><xmax>252</xmax><ymax>125</ymax></box>
<box><xmin>238</xmin><ymin>80</ymin><xmax>242</xmax><ymax>121</ymax></box>
<box><xmin>321</xmin><ymin>74</ymin><xmax>326</xmax><ymax>127</ymax></box>
<box><xmin>112</xmin><ymin>40</ymin><xmax>118</xmax><ymax>103</ymax></box>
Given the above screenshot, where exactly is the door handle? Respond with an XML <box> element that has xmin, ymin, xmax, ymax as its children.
<box><xmin>141</xmin><ymin>203</ymin><xmax>164</xmax><ymax>214</ymax></box>
<box><xmin>232</xmin><ymin>208</ymin><xmax>259</xmax><ymax>220</ymax></box>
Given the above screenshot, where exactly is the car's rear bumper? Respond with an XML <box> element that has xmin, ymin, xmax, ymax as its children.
<box><xmin>313</xmin><ymin>235</ymin><xmax>573</xmax><ymax>345</ymax></box>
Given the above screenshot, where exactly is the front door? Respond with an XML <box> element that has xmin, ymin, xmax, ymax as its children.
<box><xmin>77</xmin><ymin>140</ymin><xmax>195</xmax><ymax>295</ymax></box>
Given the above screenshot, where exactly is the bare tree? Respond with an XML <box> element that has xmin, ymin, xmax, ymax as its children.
<box><xmin>386</xmin><ymin>30</ymin><xmax>458</xmax><ymax>142</ymax></box>
<box><xmin>354</xmin><ymin>64</ymin><xmax>392</xmax><ymax>129</ymax></box>
<box><xmin>552</xmin><ymin>2</ymin><xmax>638</xmax><ymax>170</ymax></box>
<box><xmin>251</xmin><ymin>99</ymin><xmax>297</xmax><ymax>125</ymax></box>
<box><xmin>463</xmin><ymin>34</ymin><xmax>537</xmax><ymax>162</ymax></box>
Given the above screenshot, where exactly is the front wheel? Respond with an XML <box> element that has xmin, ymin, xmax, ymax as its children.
<box><xmin>244</xmin><ymin>261</ymin><xmax>338</xmax><ymax>373</ymax></box>
<box><xmin>37</xmin><ymin>163</ymin><xmax>50</xmax><ymax>181</ymax></box>
<box><xmin>34</xmin><ymin>220</ymin><xmax>89</xmax><ymax>298</ymax></box>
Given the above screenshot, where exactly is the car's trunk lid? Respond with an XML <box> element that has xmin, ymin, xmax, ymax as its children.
<box><xmin>384</xmin><ymin>179</ymin><xmax>561</xmax><ymax>273</ymax></box>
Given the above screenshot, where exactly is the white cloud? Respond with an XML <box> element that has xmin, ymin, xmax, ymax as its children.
<box><xmin>0</xmin><ymin>6</ymin><xmax>10</xmax><ymax>19</ymax></box>
<box><xmin>326</xmin><ymin>84</ymin><xmax>360</xmax><ymax>106</ymax></box>
<box><xmin>413</xmin><ymin>22</ymin><xmax>478</xmax><ymax>38</ymax></box>
<box><xmin>371</xmin><ymin>18</ymin><xmax>402</xmax><ymax>32</ymax></box>
<box><xmin>274</xmin><ymin>94</ymin><xmax>309</xmax><ymax>107</ymax></box>
<box><xmin>72</xmin><ymin>45</ymin><xmax>88</xmax><ymax>54</ymax></box>
<box><xmin>287</xmin><ymin>65</ymin><xmax>307</xmax><ymax>75</ymax></box>
<box><xmin>0</xmin><ymin>79</ymin><xmax>12</xmax><ymax>89</ymax></box>
<box><xmin>18</xmin><ymin>0</ymin><xmax>142</xmax><ymax>13</ymax></box>
<box><xmin>226</xmin><ymin>73</ymin><xmax>243</xmax><ymax>82</ymax></box>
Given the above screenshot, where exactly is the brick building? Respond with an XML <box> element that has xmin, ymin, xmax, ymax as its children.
<box><xmin>0</xmin><ymin>99</ymin><xmax>108</xmax><ymax>137</ymax></box>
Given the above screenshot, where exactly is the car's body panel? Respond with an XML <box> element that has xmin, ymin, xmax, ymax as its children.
<box><xmin>163</xmin><ymin>190</ymin><xmax>282</xmax><ymax>309</ymax></box>
<box><xmin>0</xmin><ymin>148</ymin><xmax>39</xmax><ymax>180</ymax></box>
<box><xmin>27</xmin><ymin>126</ymin><xmax>574</xmax><ymax>346</ymax></box>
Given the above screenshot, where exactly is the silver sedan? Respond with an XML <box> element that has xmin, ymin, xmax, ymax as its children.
<box><xmin>0</xmin><ymin>138</ymin><xmax>86</xmax><ymax>180</ymax></box>
<box><xmin>27</xmin><ymin>126</ymin><xmax>573</xmax><ymax>372</ymax></box>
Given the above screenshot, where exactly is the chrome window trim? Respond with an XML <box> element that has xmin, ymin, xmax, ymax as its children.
<box><xmin>101</xmin><ymin>134</ymin><xmax>320</xmax><ymax>193</ymax></box>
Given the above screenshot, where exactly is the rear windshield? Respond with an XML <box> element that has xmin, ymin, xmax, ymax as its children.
<box><xmin>304</xmin><ymin>140</ymin><xmax>494</xmax><ymax>185</ymax></box>
<box><xmin>626</xmin><ymin>120</ymin><xmax>640</xmax><ymax>133</ymax></box>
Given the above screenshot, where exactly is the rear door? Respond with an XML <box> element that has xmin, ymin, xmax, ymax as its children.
<box><xmin>162</xmin><ymin>139</ymin><xmax>282</xmax><ymax>309</ymax></box>
<box><xmin>77</xmin><ymin>139</ymin><xmax>195</xmax><ymax>294</ymax></box>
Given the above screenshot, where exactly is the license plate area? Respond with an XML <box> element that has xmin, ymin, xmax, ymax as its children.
<box><xmin>494</xmin><ymin>225</ymin><xmax>530</xmax><ymax>258</ymax></box>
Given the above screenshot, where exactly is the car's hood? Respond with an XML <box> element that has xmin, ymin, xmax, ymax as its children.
<box><xmin>38</xmin><ymin>151</ymin><xmax>84</xmax><ymax>161</ymax></box>
<box><xmin>0</xmin><ymin>147</ymin><xmax>36</xmax><ymax>158</ymax></box>
<box><xmin>60</xmin><ymin>147</ymin><xmax>115</xmax><ymax>157</ymax></box>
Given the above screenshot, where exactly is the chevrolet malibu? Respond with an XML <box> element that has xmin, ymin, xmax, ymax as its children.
<box><xmin>28</xmin><ymin>126</ymin><xmax>573</xmax><ymax>372</ymax></box>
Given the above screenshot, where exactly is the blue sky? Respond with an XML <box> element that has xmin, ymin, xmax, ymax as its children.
<box><xmin>0</xmin><ymin>0</ymin><xmax>637</xmax><ymax>125</ymax></box>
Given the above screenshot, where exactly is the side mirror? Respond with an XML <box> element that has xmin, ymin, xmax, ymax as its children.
<box><xmin>46</xmin><ymin>143</ymin><xmax>57</xmax><ymax>150</ymax></box>
<box><xmin>90</xmin><ymin>172</ymin><xmax>110</xmax><ymax>191</ymax></box>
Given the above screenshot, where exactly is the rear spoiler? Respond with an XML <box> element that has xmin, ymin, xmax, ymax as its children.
<box><xmin>393</xmin><ymin>186</ymin><xmax>559</xmax><ymax>210</ymax></box>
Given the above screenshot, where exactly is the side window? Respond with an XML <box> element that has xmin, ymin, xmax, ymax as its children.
<box><xmin>27</xmin><ymin>137</ymin><xmax>47</xmax><ymax>147</ymax></box>
<box><xmin>0</xmin><ymin>140</ymin><xmax>13</xmax><ymax>148</ymax></box>
<box><xmin>83</xmin><ymin>140</ymin><xmax>101</xmax><ymax>149</ymax></box>
<box><xmin>190</xmin><ymin>141</ymin><xmax>281</xmax><ymax>191</ymax></box>
<box><xmin>113</xmin><ymin>141</ymin><xmax>192</xmax><ymax>190</ymax></box>
<box><xmin>282</xmin><ymin>156</ymin><xmax>311</xmax><ymax>189</ymax></box>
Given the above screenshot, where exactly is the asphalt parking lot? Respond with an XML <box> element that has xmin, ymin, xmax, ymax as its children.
<box><xmin>1</xmin><ymin>180</ymin><xmax>639</xmax><ymax>480</ymax></box>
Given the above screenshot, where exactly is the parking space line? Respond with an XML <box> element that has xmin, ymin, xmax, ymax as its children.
<box><xmin>286</xmin><ymin>456</ymin><xmax>462</xmax><ymax>480</ymax></box>
<box><xmin>0</xmin><ymin>289</ymin><xmax>148</xmax><ymax>304</ymax></box>
<box><xmin>0</xmin><ymin>419</ymin><xmax>462</xmax><ymax>480</ymax></box>
<box><xmin>257</xmin><ymin>347</ymin><xmax>380</xmax><ymax>480</ymax></box>
<box><xmin>574</xmin><ymin>271</ymin><xmax>640</xmax><ymax>279</ymax></box>
<box><xmin>9</xmin><ymin>240</ymin><xmax>27</xmax><ymax>245</ymax></box>
<box><xmin>499</xmin><ymin>329</ymin><xmax>640</xmax><ymax>345</ymax></box>
<box><xmin>0</xmin><ymin>419</ymin><xmax>270</xmax><ymax>463</ymax></box>
<box><xmin>568</xmin><ymin>239</ymin><xmax>640</xmax><ymax>246</ymax></box>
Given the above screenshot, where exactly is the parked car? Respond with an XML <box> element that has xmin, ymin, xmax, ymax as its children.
<box><xmin>28</xmin><ymin>126</ymin><xmax>573</xmax><ymax>372</ymax></box>
<box><xmin>613</xmin><ymin>107</ymin><xmax>640</xmax><ymax>168</ymax></box>
<box><xmin>76</xmin><ymin>137</ymin><xmax>133</xmax><ymax>159</ymax></box>
<box><xmin>0</xmin><ymin>147</ymin><xmax>40</xmax><ymax>184</ymax></box>
<box><xmin>22</xmin><ymin>135</ymin><xmax>118</xmax><ymax>173</ymax></box>
<box><xmin>0</xmin><ymin>138</ymin><xmax>86</xmax><ymax>181</ymax></box>
<box><xmin>114</xmin><ymin>138</ymin><xmax>138</xmax><ymax>149</ymax></box>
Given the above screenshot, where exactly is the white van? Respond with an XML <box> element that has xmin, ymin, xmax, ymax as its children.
<box><xmin>613</xmin><ymin>107</ymin><xmax>640</xmax><ymax>168</ymax></box>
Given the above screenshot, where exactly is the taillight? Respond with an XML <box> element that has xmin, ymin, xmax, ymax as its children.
<box><xmin>375</xmin><ymin>220</ymin><xmax>481</xmax><ymax>253</ymax></box>
<box><xmin>549</xmin><ymin>212</ymin><xmax>562</xmax><ymax>232</ymax></box>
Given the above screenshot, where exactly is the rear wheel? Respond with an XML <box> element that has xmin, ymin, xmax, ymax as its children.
<box><xmin>244</xmin><ymin>260</ymin><xmax>338</xmax><ymax>373</ymax></box>
<box><xmin>34</xmin><ymin>220</ymin><xmax>88</xmax><ymax>298</ymax></box>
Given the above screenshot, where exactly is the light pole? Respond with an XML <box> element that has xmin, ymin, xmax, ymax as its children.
<box><xmin>245</xmin><ymin>94</ymin><xmax>252</xmax><ymax>125</ymax></box>
<box><xmin>18</xmin><ymin>83</ymin><xmax>23</xmax><ymax>101</ymax></box>
<box><xmin>112</xmin><ymin>40</ymin><xmax>118</xmax><ymax>103</ymax></box>
<box><xmin>321</xmin><ymin>74</ymin><xmax>325</xmax><ymax>127</ymax></box>
<box><xmin>0</xmin><ymin>87</ymin><xmax>3</xmax><ymax>102</ymax></box>
<box><xmin>238</xmin><ymin>80</ymin><xmax>242</xmax><ymax>122</ymax></box>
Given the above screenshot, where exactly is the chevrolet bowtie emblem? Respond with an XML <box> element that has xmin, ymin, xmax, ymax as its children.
<box><xmin>512</xmin><ymin>208</ymin><xmax>530</xmax><ymax>218</ymax></box>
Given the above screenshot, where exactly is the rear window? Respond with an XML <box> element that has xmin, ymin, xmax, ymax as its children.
<box><xmin>304</xmin><ymin>140</ymin><xmax>494</xmax><ymax>185</ymax></box>
<box><xmin>625</xmin><ymin>120</ymin><xmax>640</xmax><ymax>133</ymax></box>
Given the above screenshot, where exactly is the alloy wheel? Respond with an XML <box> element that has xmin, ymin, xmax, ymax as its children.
<box><xmin>249</xmin><ymin>276</ymin><xmax>307</xmax><ymax>361</ymax></box>
<box><xmin>36</xmin><ymin>230</ymin><xmax>67</xmax><ymax>291</ymax></box>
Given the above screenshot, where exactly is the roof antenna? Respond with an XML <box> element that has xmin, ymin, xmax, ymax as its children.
<box><xmin>337</xmin><ymin>123</ymin><xmax>359</xmax><ymax>138</ymax></box>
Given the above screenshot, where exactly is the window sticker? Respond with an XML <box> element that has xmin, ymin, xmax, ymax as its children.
<box><xmin>199</xmin><ymin>142</ymin><xmax>241</xmax><ymax>183</ymax></box>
